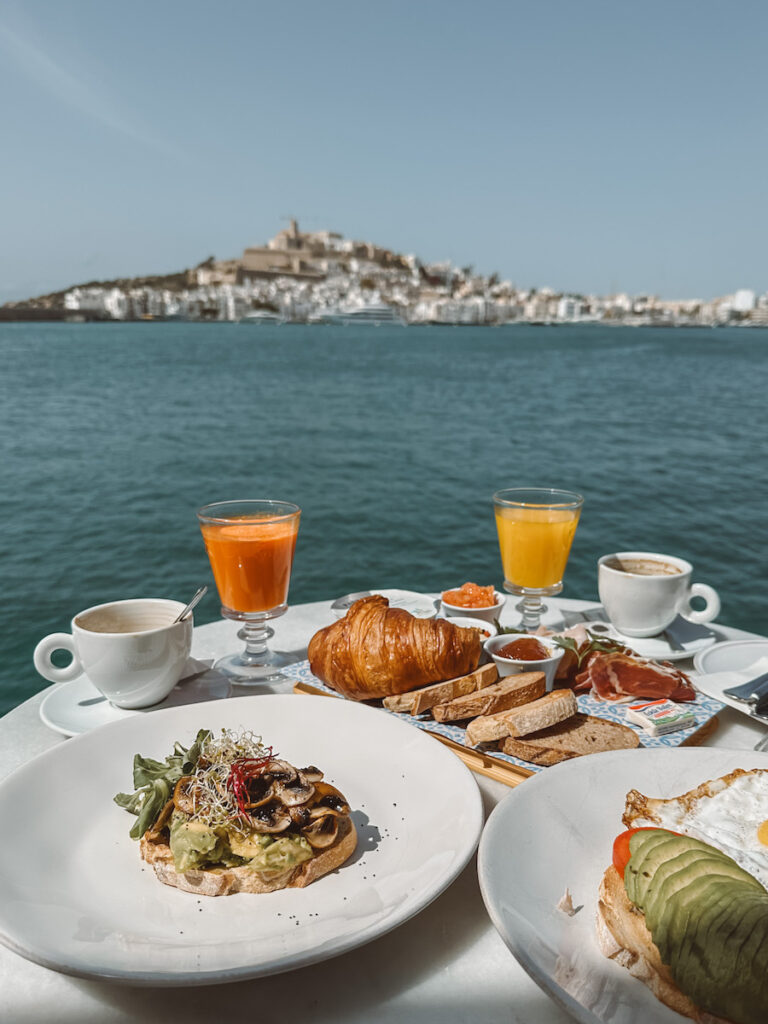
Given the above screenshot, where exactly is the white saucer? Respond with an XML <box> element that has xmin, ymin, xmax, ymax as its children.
<box><xmin>39</xmin><ymin>667</ymin><xmax>232</xmax><ymax>737</ymax></box>
<box><xmin>581</xmin><ymin>620</ymin><xmax>717</xmax><ymax>662</ymax></box>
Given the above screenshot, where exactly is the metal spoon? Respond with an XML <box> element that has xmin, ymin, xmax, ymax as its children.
<box><xmin>174</xmin><ymin>585</ymin><xmax>208</xmax><ymax>622</ymax></box>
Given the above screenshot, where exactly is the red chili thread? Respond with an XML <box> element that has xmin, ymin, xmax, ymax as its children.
<box><xmin>226</xmin><ymin>749</ymin><xmax>273</xmax><ymax>816</ymax></box>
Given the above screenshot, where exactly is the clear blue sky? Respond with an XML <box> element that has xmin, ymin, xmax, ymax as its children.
<box><xmin>1</xmin><ymin>0</ymin><xmax>767</xmax><ymax>302</ymax></box>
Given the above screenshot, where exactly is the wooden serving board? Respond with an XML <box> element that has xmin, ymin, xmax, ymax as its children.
<box><xmin>291</xmin><ymin>661</ymin><xmax>722</xmax><ymax>790</ymax></box>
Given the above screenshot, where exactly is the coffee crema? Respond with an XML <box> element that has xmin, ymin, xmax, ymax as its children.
<box><xmin>75</xmin><ymin>610</ymin><xmax>176</xmax><ymax>634</ymax></box>
<box><xmin>604</xmin><ymin>557</ymin><xmax>682</xmax><ymax>577</ymax></box>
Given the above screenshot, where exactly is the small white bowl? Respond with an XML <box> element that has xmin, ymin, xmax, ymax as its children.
<box><xmin>440</xmin><ymin>590</ymin><xmax>506</xmax><ymax>625</ymax></box>
<box><xmin>439</xmin><ymin>616</ymin><xmax>498</xmax><ymax>641</ymax></box>
<box><xmin>483</xmin><ymin>634</ymin><xmax>564</xmax><ymax>691</ymax></box>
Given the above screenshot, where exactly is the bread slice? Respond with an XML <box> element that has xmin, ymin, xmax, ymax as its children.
<box><xmin>382</xmin><ymin>663</ymin><xmax>498</xmax><ymax>714</ymax></box>
<box><xmin>432</xmin><ymin>672</ymin><xmax>545</xmax><ymax>723</ymax></box>
<box><xmin>465</xmin><ymin>688</ymin><xmax>576</xmax><ymax>744</ymax></box>
<box><xmin>499</xmin><ymin>739</ymin><xmax>574</xmax><ymax>766</ymax></box>
<box><xmin>139</xmin><ymin>817</ymin><xmax>357</xmax><ymax>897</ymax></box>
<box><xmin>501</xmin><ymin>713</ymin><xmax>640</xmax><ymax>764</ymax></box>
<box><xmin>596</xmin><ymin>865</ymin><xmax>719</xmax><ymax>1022</ymax></box>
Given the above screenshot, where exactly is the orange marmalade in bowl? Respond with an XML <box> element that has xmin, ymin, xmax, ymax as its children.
<box><xmin>441</xmin><ymin>582</ymin><xmax>497</xmax><ymax>608</ymax></box>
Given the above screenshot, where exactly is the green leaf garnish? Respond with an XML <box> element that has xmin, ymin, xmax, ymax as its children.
<box><xmin>114</xmin><ymin>728</ymin><xmax>211</xmax><ymax>840</ymax></box>
<box><xmin>551</xmin><ymin>629</ymin><xmax>628</xmax><ymax>669</ymax></box>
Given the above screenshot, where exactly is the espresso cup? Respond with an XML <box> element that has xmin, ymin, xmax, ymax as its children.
<box><xmin>33</xmin><ymin>599</ymin><xmax>193</xmax><ymax>708</ymax></box>
<box><xmin>597</xmin><ymin>552</ymin><xmax>720</xmax><ymax>638</ymax></box>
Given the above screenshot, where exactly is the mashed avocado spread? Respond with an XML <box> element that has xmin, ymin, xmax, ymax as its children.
<box><xmin>169</xmin><ymin>811</ymin><xmax>313</xmax><ymax>876</ymax></box>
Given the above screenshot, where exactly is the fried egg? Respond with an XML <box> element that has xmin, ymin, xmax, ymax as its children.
<box><xmin>623</xmin><ymin>768</ymin><xmax>768</xmax><ymax>889</ymax></box>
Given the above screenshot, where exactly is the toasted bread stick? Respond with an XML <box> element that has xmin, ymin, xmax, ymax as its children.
<box><xmin>432</xmin><ymin>672</ymin><xmax>545</xmax><ymax>723</ymax></box>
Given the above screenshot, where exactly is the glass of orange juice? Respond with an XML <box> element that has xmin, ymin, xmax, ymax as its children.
<box><xmin>493</xmin><ymin>488</ymin><xmax>583</xmax><ymax>631</ymax></box>
<box><xmin>197</xmin><ymin>499</ymin><xmax>300</xmax><ymax>683</ymax></box>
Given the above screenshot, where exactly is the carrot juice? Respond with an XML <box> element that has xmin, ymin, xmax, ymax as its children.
<box><xmin>200</xmin><ymin>517</ymin><xmax>299</xmax><ymax>613</ymax></box>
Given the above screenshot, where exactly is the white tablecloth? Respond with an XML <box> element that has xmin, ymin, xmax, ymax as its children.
<box><xmin>1</xmin><ymin>597</ymin><xmax>765</xmax><ymax>1024</ymax></box>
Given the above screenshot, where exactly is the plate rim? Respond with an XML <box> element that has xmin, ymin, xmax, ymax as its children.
<box><xmin>0</xmin><ymin>693</ymin><xmax>484</xmax><ymax>985</ymax></box>
<box><xmin>692</xmin><ymin>637</ymin><xmax>768</xmax><ymax>674</ymax></box>
<box><xmin>586</xmin><ymin>621</ymin><xmax>717</xmax><ymax>663</ymax></box>
<box><xmin>477</xmin><ymin>747</ymin><xmax>768</xmax><ymax>1024</ymax></box>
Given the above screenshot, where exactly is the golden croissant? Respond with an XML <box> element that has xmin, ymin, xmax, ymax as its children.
<box><xmin>307</xmin><ymin>595</ymin><xmax>483</xmax><ymax>701</ymax></box>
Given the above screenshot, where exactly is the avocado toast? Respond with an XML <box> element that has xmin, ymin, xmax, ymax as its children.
<box><xmin>115</xmin><ymin>727</ymin><xmax>357</xmax><ymax>896</ymax></box>
<box><xmin>598</xmin><ymin>826</ymin><xmax>768</xmax><ymax>1023</ymax></box>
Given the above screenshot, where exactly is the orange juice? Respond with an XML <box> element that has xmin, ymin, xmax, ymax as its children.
<box><xmin>200</xmin><ymin>517</ymin><xmax>299</xmax><ymax>613</ymax></box>
<box><xmin>494</xmin><ymin>505</ymin><xmax>580</xmax><ymax>589</ymax></box>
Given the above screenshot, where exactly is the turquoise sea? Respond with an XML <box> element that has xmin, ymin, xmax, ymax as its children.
<box><xmin>2</xmin><ymin>322</ymin><xmax>767</xmax><ymax>716</ymax></box>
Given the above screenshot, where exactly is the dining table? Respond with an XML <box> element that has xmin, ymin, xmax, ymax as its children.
<box><xmin>1</xmin><ymin>594</ymin><xmax>766</xmax><ymax>1024</ymax></box>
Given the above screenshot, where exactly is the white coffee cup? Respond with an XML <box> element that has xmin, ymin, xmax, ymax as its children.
<box><xmin>597</xmin><ymin>552</ymin><xmax>720</xmax><ymax>638</ymax></box>
<box><xmin>33</xmin><ymin>599</ymin><xmax>193</xmax><ymax>709</ymax></box>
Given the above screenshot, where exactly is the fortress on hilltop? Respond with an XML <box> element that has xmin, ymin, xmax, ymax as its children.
<box><xmin>1</xmin><ymin>222</ymin><xmax>766</xmax><ymax>327</ymax></box>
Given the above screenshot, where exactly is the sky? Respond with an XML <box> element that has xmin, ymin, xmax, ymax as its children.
<box><xmin>1</xmin><ymin>0</ymin><xmax>767</xmax><ymax>302</ymax></box>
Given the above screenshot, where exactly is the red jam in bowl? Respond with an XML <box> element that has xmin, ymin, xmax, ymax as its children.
<box><xmin>495</xmin><ymin>637</ymin><xmax>551</xmax><ymax>661</ymax></box>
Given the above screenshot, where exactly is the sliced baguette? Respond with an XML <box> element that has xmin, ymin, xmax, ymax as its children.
<box><xmin>501</xmin><ymin>713</ymin><xmax>641</xmax><ymax>764</ymax></box>
<box><xmin>465</xmin><ymin>688</ymin><xmax>576</xmax><ymax>745</ymax></box>
<box><xmin>382</xmin><ymin>663</ymin><xmax>498</xmax><ymax>715</ymax></box>
<box><xmin>432</xmin><ymin>671</ymin><xmax>545</xmax><ymax>723</ymax></box>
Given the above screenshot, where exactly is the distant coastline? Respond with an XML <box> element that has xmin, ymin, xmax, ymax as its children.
<box><xmin>3</xmin><ymin>220</ymin><xmax>767</xmax><ymax>328</ymax></box>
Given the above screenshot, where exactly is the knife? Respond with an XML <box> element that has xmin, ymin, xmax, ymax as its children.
<box><xmin>723</xmin><ymin>671</ymin><xmax>768</xmax><ymax>704</ymax></box>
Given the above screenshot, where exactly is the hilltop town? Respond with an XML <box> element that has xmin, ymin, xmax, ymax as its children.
<box><xmin>2</xmin><ymin>220</ymin><xmax>767</xmax><ymax>327</ymax></box>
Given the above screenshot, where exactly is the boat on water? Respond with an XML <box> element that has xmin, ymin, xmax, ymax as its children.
<box><xmin>318</xmin><ymin>303</ymin><xmax>403</xmax><ymax>326</ymax></box>
<box><xmin>240</xmin><ymin>309</ymin><xmax>283</xmax><ymax>324</ymax></box>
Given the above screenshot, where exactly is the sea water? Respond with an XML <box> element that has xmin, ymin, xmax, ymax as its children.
<box><xmin>2</xmin><ymin>322</ymin><xmax>767</xmax><ymax>715</ymax></box>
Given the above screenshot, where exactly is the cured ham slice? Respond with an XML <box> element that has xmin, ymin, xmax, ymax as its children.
<box><xmin>574</xmin><ymin>652</ymin><xmax>696</xmax><ymax>703</ymax></box>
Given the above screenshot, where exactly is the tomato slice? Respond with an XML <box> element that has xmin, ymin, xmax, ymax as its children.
<box><xmin>612</xmin><ymin>827</ymin><xmax>667</xmax><ymax>878</ymax></box>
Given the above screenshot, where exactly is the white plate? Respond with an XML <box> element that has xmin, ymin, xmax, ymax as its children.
<box><xmin>478</xmin><ymin>747</ymin><xmax>768</xmax><ymax>1024</ymax></box>
<box><xmin>581</xmin><ymin>621</ymin><xmax>717</xmax><ymax>662</ymax></box>
<box><xmin>332</xmin><ymin>588</ymin><xmax>437</xmax><ymax>619</ymax></box>
<box><xmin>691</xmin><ymin>640</ymin><xmax>768</xmax><ymax>724</ymax></box>
<box><xmin>372</xmin><ymin>589</ymin><xmax>437</xmax><ymax>617</ymax></box>
<box><xmin>693</xmin><ymin>638</ymin><xmax>768</xmax><ymax>675</ymax></box>
<box><xmin>0</xmin><ymin>693</ymin><xmax>482</xmax><ymax>985</ymax></box>
<box><xmin>39</xmin><ymin>665</ymin><xmax>231</xmax><ymax>737</ymax></box>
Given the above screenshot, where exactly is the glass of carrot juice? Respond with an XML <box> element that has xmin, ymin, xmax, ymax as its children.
<box><xmin>197</xmin><ymin>499</ymin><xmax>300</xmax><ymax>683</ymax></box>
<box><xmin>493</xmin><ymin>488</ymin><xmax>583</xmax><ymax>632</ymax></box>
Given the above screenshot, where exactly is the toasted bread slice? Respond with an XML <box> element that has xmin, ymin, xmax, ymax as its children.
<box><xmin>432</xmin><ymin>672</ymin><xmax>545</xmax><ymax>723</ymax></box>
<box><xmin>499</xmin><ymin>739</ymin><xmax>574</xmax><ymax>766</ymax></box>
<box><xmin>382</xmin><ymin>663</ymin><xmax>498</xmax><ymax>714</ymax></box>
<box><xmin>465</xmin><ymin>688</ymin><xmax>576</xmax><ymax>745</ymax></box>
<box><xmin>139</xmin><ymin>817</ymin><xmax>357</xmax><ymax>897</ymax></box>
<box><xmin>596</xmin><ymin>865</ymin><xmax>727</xmax><ymax>1023</ymax></box>
<box><xmin>501</xmin><ymin>713</ymin><xmax>640</xmax><ymax>764</ymax></box>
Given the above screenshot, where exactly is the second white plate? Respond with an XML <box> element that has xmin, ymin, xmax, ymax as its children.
<box><xmin>478</xmin><ymin>747</ymin><xmax>768</xmax><ymax>1024</ymax></box>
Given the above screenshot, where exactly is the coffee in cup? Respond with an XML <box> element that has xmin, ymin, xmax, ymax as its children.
<box><xmin>597</xmin><ymin>552</ymin><xmax>720</xmax><ymax>638</ymax></box>
<box><xmin>33</xmin><ymin>599</ymin><xmax>193</xmax><ymax>708</ymax></box>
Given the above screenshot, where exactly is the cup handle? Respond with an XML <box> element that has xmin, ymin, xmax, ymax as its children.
<box><xmin>682</xmin><ymin>583</ymin><xmax>721</xmax><ymax>624</ymax></box>
<box><xmin>33</xmin><ymin>633</ymin><xmax>83</xmax><ymax>683</ymax></box>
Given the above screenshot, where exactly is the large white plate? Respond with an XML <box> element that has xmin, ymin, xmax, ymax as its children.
<box><xmin>478</xmin><ymin>747</ymin><xmax>768</xmax><ymax>1024</ymax></box>
<box><xmin>0</xmin><ymin>694</ymin><xmax>482</xmax><ymax>985</ymax></box>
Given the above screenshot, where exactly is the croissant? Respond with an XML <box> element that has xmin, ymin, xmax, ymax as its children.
<box><xmin>307</xmin><ymin>595</ymin><xmax>483</xmax><ymax>701</ymax></box>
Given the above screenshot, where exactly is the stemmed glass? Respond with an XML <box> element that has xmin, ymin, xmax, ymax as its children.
<box><xmin>493</xmin><ymin>488</ymin><xmax>583</xmax><ymax>632</ymax></box>
<box><xmin>197</xmin><ymin>499</ymin><xmax>300</xmax><ymax>683</ymax></box>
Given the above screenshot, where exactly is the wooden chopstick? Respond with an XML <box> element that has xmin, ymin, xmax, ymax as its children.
<box><xmin>292</xmin><ymin>680</ymin><xmax>533</xmax><ymax>788</ymax></box>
